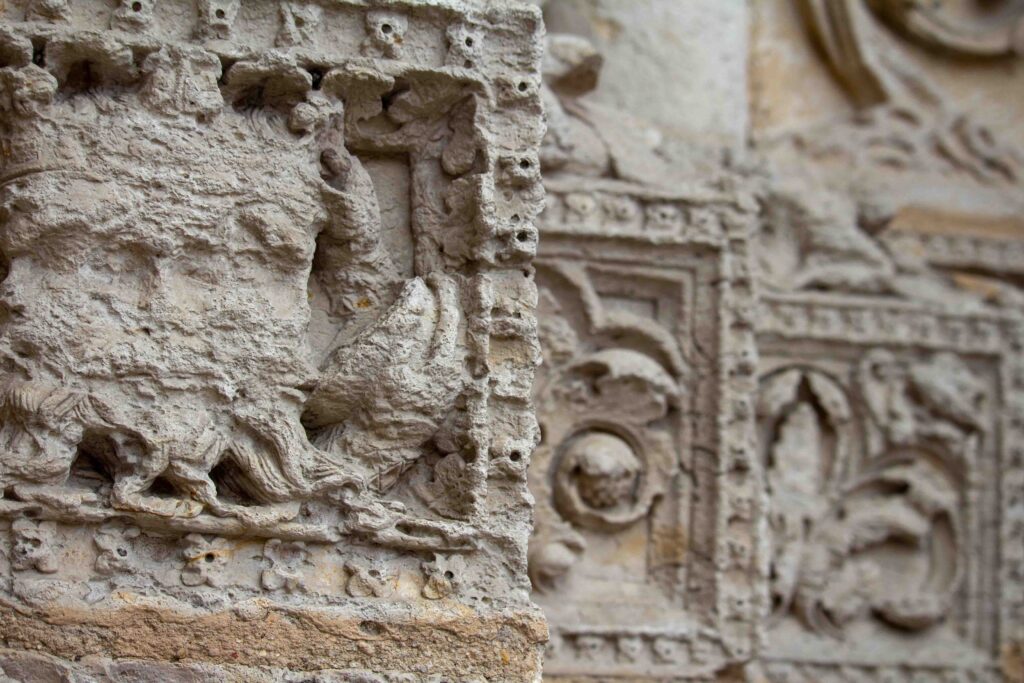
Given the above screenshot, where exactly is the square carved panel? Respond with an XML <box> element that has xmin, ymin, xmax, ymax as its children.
<box><xmin>757</xmin><ymin>292</ymin><xmax>1024</xmax><ymax>682</ymax></box>
<box><xmin>0</xmin><ymin>0</ymin><xmax>547</xmax><ymax>677</ymax></box>
<box><xmin>532</xmin><ymin>180</ymin><xmax>766</xmax><ymax>679</ymax></box>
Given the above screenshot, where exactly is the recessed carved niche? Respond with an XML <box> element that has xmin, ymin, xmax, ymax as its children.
<box><xmin>531</xmin><ymin>181</ymin><xmax>765</xmax><ymax>679</ymax></box>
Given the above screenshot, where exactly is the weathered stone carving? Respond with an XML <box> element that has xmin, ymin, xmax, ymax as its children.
<box><xmin>261</xmin><ymin>538</ymin><xmax>311</xmax><ymax>593</ymax></box>
<box><xmin>529</xmin><ymin>2</ymin><xmax>1023</xmax><ymax>681</ymax></box>
<box><xmin>790</xmin><ymin>0</ymin><xmax>1024</xmax><ymax>185</ymax></box>
<box><xmin>179</xmin><ymin>534</ymin><xmax>231</xmax><ymax>588</ymax></box>
<box><xmin>531</xmin><ymin>199</ymin><xmax>765</xmax><ymax>679</ymax></box>
<box><xmin>750</xmin><ymin>1</ymin><xmax>1024</xmax><ymax>366</ymax></box>
<box><xmin>871</xmin><ymin>0</ymin><xmax>1024</xmax><ymax>57</ymax></box>
<box><xmin>0</xmin><ymin>0</ymin><xmax>1019</xmax><ymax>679</ymax></box>
<box><xmin>756</xmin><ymin>293</ymin><xmax>1023</xmax><ymax>680</ymax></box>
<box><xmin>802</xmin><ymin>0</ymin><xmax>1024</xmax><ymax>106</ymax></box>
<box><xmin>0</xmin><ymin>0</ymin><xmax>546</xmax><ymax>678</ymax></box>
<box><xmin>531</xmin><ymin>25</ymin><xmax>765</xmax><ymax>672</ymax></box>
<box><xmin>750</xmin><ymin>7</ymin><xmax>1024</xmax><ymax>675</ymax></box>
<box><xmin>760</xmin><ymin>356</ymin><xmax>974</xmax><ymax>637</ymax></box>
<box><xmin>10</xmin><ymin>519</ymin><xmax>58</xmax><ymax>574</ymax></box>
<box><xmin>93</xmin><ymin>522</ymin><xmax>140</xmax><ymax>576</ymax></box>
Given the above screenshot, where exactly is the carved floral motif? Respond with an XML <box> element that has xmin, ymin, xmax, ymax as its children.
<box><xmin>759</xmin><ymin>355</ymin><xmax>977</xmax><ymax>636</ymax></box>
<box><xmin>445</xmin><ymin>22</ymin><xmax>483</xmax><ymax>69</ymax></box>
<box><xmin>755</xmin><ymin>293</ymin><xmax>1021</xmax><ymax>682</ymax></box>
<box><xmin>531</xmin><ymin>195</ymin><xmax>762</xmax><ymax>676</ymax></box>
<box><xmin>94</xmin><ymin>523</ymin><xmax>140</xmax><ymax>576</ymax></box>
<box><xmin>194</xmin><ymin>0</ymin><xmax>239</xmax><ymax>40</ymax></box>
<box><xmin>795</xmin><ymin>0</ymin><xmax>1024</xmax><ymax>185</ymax></box>
<box><xmin>261</xmin><ymin>539</ymin><xmax>311</xmax><ymax>593</ymax></box>
<box><xmin>421</xmin><ymin>554</ymin><xmax>464</xmax><ymax>600</ymax></box>
<box><xmin>361</xmin><ymin>11</ymin><xmax>407</xmax><ymax>60</ymax></box>
<box><xmin>10</xmin><ymin>519</ymin><xmax>58</xmax><ymax>573</ymax></box>
<box><xmin>344</xmin><ymin>559</ymin><xmax>390</xmax><ymax>598</ymax></box>
<box><xmin>180</xmin><ymin>534</ymin><xmax>231</xmax><ymax>587</ymax></box>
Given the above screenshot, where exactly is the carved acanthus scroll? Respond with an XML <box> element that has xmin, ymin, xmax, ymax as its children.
<box><xmin>867</xmin><ymin>0</ymin><xmax>1024</xmax><ymax>59</ymax></box>
<box><xmin>794</xmin><ymin>0</ymin><xmax>1024</xmax><ymax>186</ymax></box>
<box><xmin>759</xmin><ymin>350</ymin><xmax>985</xmax><ymax>639</ymax></box>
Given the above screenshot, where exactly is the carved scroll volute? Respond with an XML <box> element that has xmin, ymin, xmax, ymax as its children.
<box><xmin>793</xmin><ymin>0</ymin><xmax>1024</xmax><ymax>192</ymax></box>
<box><xmin>801</xmin><ymin>0</ymin><xmax>1024</xmax><ymax>109</ymax></box>
<box><xmin>866</xmin><ymin>0</ymin><xmax>1024</xmax><ymax>58</ymax></box>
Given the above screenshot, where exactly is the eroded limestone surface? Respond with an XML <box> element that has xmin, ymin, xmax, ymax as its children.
<box><xmin>2</xmin><ymin>0</ymin><xmax>1024</xmax><ymax>681</ymax></box>
<box><xmin>0</xmin><ymin>0</ymin><xmax>546</xmax><ymax>680</ymax></box>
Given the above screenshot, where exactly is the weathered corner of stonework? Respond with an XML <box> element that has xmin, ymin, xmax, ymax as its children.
<box><xmin>0</xmin><ymin>0</ymin><xmax>547</xmax><ymax>680</ymax></box>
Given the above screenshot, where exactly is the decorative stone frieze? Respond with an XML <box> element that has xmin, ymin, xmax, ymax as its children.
<box><xmin>533</xmin><ymin>2</ymin><xmax>1024</xmax><ymax>682</ymax></box>
<box><xmin>757</xmin><ymin>291</ymin><xmax>1023</xmax><ymax>681</ymax></box>
<box><xmin>531</xmin><ymin>25</ymin><xmax>767</xmax><ymax>677</ymax></box>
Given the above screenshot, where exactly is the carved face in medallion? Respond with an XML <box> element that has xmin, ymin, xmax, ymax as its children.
<box><xmin>561</xmin><ymin>431</ymin><xmax>641</xmax><ymax>510</ymax></box>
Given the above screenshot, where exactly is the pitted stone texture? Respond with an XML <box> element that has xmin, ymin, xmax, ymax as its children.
<box><xmin>0</xmin><ymin>606</ymin><xmax>546</xmax><ymax>681</ymax></box>
<box><xmin>0</xmin><ymin>0</ymin><xmax>545</xmax><ymax>679</ymax></box>
<box><xmin>0</xmin><ymin>647</ymin><xmax>528</xmax><ymax>682</ymax></box>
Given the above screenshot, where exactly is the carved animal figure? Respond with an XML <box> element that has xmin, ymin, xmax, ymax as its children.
<box><xmin>0</xmin><ymin>42</ymin><xmax>466</xmax><ymax>524</ymax></box>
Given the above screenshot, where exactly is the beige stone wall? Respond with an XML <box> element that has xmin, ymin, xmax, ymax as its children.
<box><xmin>533</xmin><ymin>1</ymin><xmax>1024</xmax><ymax>681</ymax></box>
<box><xmin>0</xmin><ymin>0</ymin><xmax>1022</xmax><ymax>681</ymax></box>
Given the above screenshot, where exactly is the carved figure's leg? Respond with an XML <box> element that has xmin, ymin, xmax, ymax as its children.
<box><xmin>110</xmin><ymin>437</ymin><xmax>200</xmax><ymax>518</ymax></box>
<box><xmin>164</xmin><ymin>430</ymin><xmax>298</xmax><ymax>525</ymax></box>
<box><xmin>164</xmin><ymin>429</ymin><xmax>227</xmax><ymax>516</ymax></box>
<box><xmin>227</xmin><ymin>402</ymin><xmax>322</xmax><ymax>502</ymax></box>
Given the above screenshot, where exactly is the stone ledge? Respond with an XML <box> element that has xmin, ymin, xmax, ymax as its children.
<box><xmin>0</xmin><ymin>599</ymin><xmax>547</xmax><ymax>681</ymax></box>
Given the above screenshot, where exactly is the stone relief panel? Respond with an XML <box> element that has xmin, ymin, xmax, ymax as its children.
<box><xmin>532</xmin><ymin>28</ymin><xmax>766</xmax><ymax>669</ymax></box>
<box><xmin>531</xmin><ymin>4</ymin><xmax>1024</xmax><ymax>682</ymax></box>
<box><xmin>772</xmin><ymin>0</ymin><xmax>1024</xmax><ymax>193</ymax></box>
<box><xmin>755</xmin><ymin>293</ymin><xmax>1024</xmax><ymax>682</ymax></box>
<box><xmin>0</xmin><ymin>0</ymin><xmax>547</xmax><ymax>679</ymax></box>
<box><xmin>801</xmin><ymin>0</ymin><xmax>1024</xmax><ymax>105</ymax></box>
<box><xmin>749</xmin><ymin>6</ymin><xmax>1024</xmax><ymax>681</ymax></box>
<box><xmin>753</xmin><ymin>1</ymin><xmax>1024</xmax><ymax>320</ymax></box>
<box><xmin>531</xmin><ymin>209</ymin><xmax>765</xmax><ymax>681</ymax></box>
